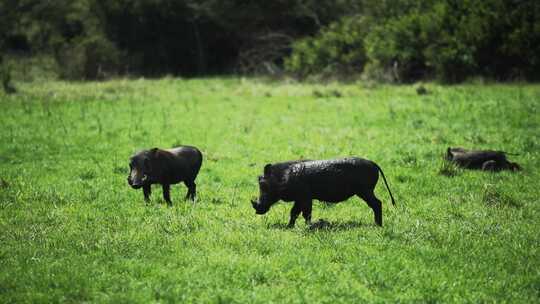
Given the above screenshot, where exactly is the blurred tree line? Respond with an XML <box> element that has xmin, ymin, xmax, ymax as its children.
<box><xmin>1</xmin><ymin>0</ymin><xmax>539</xmax><ymax>82</ymax></box>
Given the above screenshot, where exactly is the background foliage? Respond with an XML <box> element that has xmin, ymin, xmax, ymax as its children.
<box><xmin>2</xmin><ymin>0</ymin><xmax>539</xmax><ymax>82</ymax></box>
<box><xmin>287</xmin><ymin>0</ymin><xmax>540</xmax><ymax>82</ymax></box>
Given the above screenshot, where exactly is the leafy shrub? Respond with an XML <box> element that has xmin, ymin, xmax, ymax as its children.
<box><xmin>364</xmin><ymin>13</ymin><xmax>430</xmax><ymax>82</ymax></box>
<box><xmin>288</xmin><ymin>0</ymin><xmax>540</xmax><ymax>82</ymax></box>
<box><xmin>363</xmin><ymin>3</ymin><xmax>476</xmax><ymax>83</ymax></box>
<box><xmin>285</xmin><ymin>16</ymin><xmax>370</xmax><ymax>78</ymax></box>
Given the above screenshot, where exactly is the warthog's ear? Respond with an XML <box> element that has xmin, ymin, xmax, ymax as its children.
<box><xmin>264</xmin><ymin>164</ymin><xmax>272</xmax><ymax>176</ymax></box>
<box><xmin>446</xmin><ymin>147</ymin><xmax>453</xmax><ymax>160</ymax></box>
<box><xmin>259</xmin><ymin>178</ymin><xmax>269</xmax><ymax>189</ymax></box>
<box><xmin>148</xmin><ymin>148</ymin><xmax>159</xmax><ymax>158</ymax></box>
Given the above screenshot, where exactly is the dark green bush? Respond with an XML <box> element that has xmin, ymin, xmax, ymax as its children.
<box><xmin>285</xmin><ymin>16</ymin><xmax>370</xmax><ymax>78</ymax></box>
<box><xmin>364</xmin><ymin>13</ymin><xmax>432</xmax><ymax>82</ymax></box>
<box><xmin>287</xmin><ymin>0</ymin><xmax>540</xmax><ymax>82</ymax></box>
<box><xmin>364</xmin><ymin>2</ymin><xmax>478</xmax><ymax>83</ymax></box>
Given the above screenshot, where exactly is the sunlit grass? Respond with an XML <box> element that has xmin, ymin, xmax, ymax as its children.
<box><xmin>0</xmin><ymin>78</ymin><xmax>539</xmax><ymax>303</ymax></box>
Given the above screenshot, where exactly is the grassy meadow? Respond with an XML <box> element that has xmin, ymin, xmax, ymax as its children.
<box><xmin>0</xmin><ymin>78</ymin><xmax>539</xmax><ymax>303</ymax></box>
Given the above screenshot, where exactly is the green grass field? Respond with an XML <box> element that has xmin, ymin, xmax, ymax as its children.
<box><xmin>1</xmin><ymin>78</ymin><xmax>539</xmax><ymax>303</ymax></box>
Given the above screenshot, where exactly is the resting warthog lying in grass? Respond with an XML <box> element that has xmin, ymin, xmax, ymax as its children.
<box><xmin>127</xmin><ymin>146</ymin><xmax>203</xmax><ymax>205</ymax></box>
<box><xmin>251</xmin><ymin>158</ymin><xmax>396</xmax><ymax>227</ymax></box>
<box><xmin>446</xmin><ymin>147</ymin><xmax>521</xmax><ymax>171</ymax></box>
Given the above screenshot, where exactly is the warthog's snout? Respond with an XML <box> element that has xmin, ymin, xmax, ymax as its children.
<box><xmin>127</xmin><ymin>176</ymin><xmax>144</xmax><ymax>189</ymax></box>
<box><xmin>251</xmin><ymin>199</ymin><xmax>269</xmax><ymax>215</ymax></box>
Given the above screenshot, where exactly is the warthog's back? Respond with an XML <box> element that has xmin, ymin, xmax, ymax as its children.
<box><xmin>167</xmin><ymin>146</ymin><xmax>202</xmax><ymax>164</ymax></box>
<box><xmin>289</xmin><ymin>157</ymin><xmax>379</xmax><ymax>202</ymax></box>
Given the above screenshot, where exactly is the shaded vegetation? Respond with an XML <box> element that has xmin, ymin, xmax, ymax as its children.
<box><xmin>1</xmin><ymin>0</ymin><xmax>539</xmax><ymax>81</ymax></box>
<box><xmin>287</xmin><ymin>0</ymin><xmax>540</xmax><ymax>82</ymax></box>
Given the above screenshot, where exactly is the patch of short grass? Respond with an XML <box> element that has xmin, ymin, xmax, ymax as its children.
<box><xmin>482</xmin><ymin>184</ymin><xmax>521</xmax><ymax>208</ymax></box>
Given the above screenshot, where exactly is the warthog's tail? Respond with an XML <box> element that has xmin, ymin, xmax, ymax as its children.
<box><xmin>501</xmin><ymin>151</ymin><xmax>520</xmax><ymax>156</ymax></box>
<box><xmin>375</xmin><ymin>164</ymin><xmax>396</xmax><ymax>206</ymax></box>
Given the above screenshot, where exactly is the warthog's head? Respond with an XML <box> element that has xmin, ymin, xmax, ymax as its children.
<box><xmin>251</xmin><ymin>164</ymin><xmax>281</xmax><ymax>215</ymax></box>
<box><xmin>127</xmin><ymin>149</ymin><xmax>156</xmax><ymax>189</ymax></box>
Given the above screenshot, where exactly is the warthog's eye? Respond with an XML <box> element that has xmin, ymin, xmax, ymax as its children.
<box><xmin>259</xmin><ymin>179</ymin><xmax>269</xmax><ymax>189</ymax></box>
<box><xmin>143</xmin><ymin>158</ymin><xmax>152</xmax><ymax>171</ymax></box>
